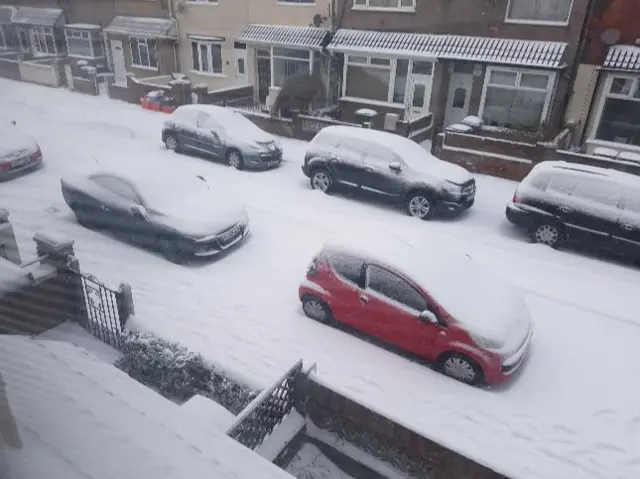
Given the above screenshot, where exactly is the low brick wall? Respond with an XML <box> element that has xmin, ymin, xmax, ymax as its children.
<box><xmin>0</xmin><ymin>57</ymin><xmax>20</xmax><ymax>81</ymax></box>
<box><xmin>235</xmin><ymin>110</ymin><xmax>295</xmax><ymax>138</ymax></box>
<box><xmin>19</xmin><ymin>60</ymin><xmax>61</xmax><ymax>87</ymax></box>
<box><xmin>300</xmin><ymin>376</ymin><xmax>509</xmax><ymax>479</ymax></box>
<box><xmin>72</xmin><ymin>76</ymin><xmax>98</xmax><ymax>96</ymax></box>
<box><xmin>292</xmin><ymin>114</ymin><xmax>360</xmax><ymax>141</ymax></box>
<box><xmin>204</xmin><ymin>84</ymin><xmax>254</xmax><ymax>107</ymax></box>
<box><xmin>544</xmin><ymin>149</ymin><xmax>640</xmax><ymax>176</ymax></box>
<box><xmin>0</xmin><ymin>270</ymin><xmax>81</xmax><ymax>335</ymax></box>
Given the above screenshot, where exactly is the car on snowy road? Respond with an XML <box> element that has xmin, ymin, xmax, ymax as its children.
<box><xmin>506</xmin><ymin>161</ymin><xmax>640</xmax><ymax>261</ymax></box>
<box><xmin>0</xmin><ymin>127</ymin><xmax>43</xmax><ymax>180</ymax></box>
<box><xmin>61</xmin><ymin>170</ymin><xmax>250</xmax><ymax>263</ymax></box>
<box><xmin>162</xmin><ymin>105</ymin><xmax>283</xmax><ymax>170</ymax></box>
<box><xmin>299</xmin><ymin>236</ymin><xmax>533</xmax><ymax>385</ymax></box>
<box><xmin>301</xmin><ymin>126</ymin><xmax>475</xmax><ymax>219</ymax></box>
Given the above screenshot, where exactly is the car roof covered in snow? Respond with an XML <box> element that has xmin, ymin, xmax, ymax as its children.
<box><xmin>0</xmin><ymin>336</ymin><xmax>293</xmax><ymax>479</ymax></box>
<box><xmin>531</xmin><ymin>160</ymin><xmax>640</xmax><ymax>188</ymax></box>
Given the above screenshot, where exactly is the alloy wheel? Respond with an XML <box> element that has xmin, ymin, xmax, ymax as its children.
<box><xmin>534</xmin><ymin>224</ymin><xmax>559</xmax><ymax>246</ymax></box>
<box><xmin>408</xmin><ymin>196</ymin><xmax>431</xmax><ymax>219</ymax></box>
<box><xmin>165</xmin><ymin>135</ymin><xmax>178</xmax><ymax>151</ymax></box>
<box><xmin>303</xmin><ymin>298</ymin><xmax>328</xmax><ymax>322</ymax></box>
<box><xmin>443</xmin><ymin>356</ymin><xmax>476</xmax><ymax>383</ymax></box>
<box><xmin>311</xmin><ymin>171</ymin><xmax>331</xmax><ymax>192</ymax></box>
<box><xmin>228</xmin><ymin>151</ymin><xmax>242</xmax><ymax>169</ymax></box>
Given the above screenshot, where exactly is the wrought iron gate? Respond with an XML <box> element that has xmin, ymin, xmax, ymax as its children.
<box><xmin>76</xmin><ymin>273</ymin><xmax>124</xmax><ymax>349</ymax></box>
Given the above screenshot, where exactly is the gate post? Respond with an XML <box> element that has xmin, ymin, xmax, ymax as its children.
<box><xmin>117</xmin><ymin>282</ymin><xmax>135</xmax><ymax>328</ymax></box>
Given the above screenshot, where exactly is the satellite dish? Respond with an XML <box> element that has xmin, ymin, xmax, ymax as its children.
<box><xmin>601</xmin><ymin>28</ymin><xmax>621</xmax><ymax>45</ymax></box>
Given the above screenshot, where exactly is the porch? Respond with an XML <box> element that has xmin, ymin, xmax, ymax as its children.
<box><xmin>11</xmin><ymin>6</ymin><xmax>66</xmax><ymax>60</ymax></box>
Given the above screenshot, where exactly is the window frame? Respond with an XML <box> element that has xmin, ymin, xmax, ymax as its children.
<box><xmin>129</xmin><ymin>36</ymin><xmax>158</xmax><ymax>70</ymax></box>
<box><xmin>365</xmin><ymin>264</ymin><xmax>429</xmax><ymax>314</ymax></box>
<box><xmin>190</xmin><ymin>39</ymin><xmax>223</xmax><ymax>75</ymax></box>
<box><xmin>91</xmin><ymin>175</ymin><xmax>142</xmax><ymax>205</ymax></box>
<box><xmin>328</xmin><ymin>253</ymin><xmax>365</xmax><ymax>287</ymax></box>
<box><xmin>353</xmin><ymin>0</ymin><xmax>416</xmax><ymax>13</ymax></box>
<box><xmin>504</xmin><ymin>0</ymin><xmax>574</xmax><ymax>26</ymax></box>
<box><xmin>64</xmin><ymin>28</ymin><xmax>104</xmax><ymax>59</ymax></box>
<box><xmin>269</xmin><ymin>46</ymin><xmax>314</xmax><ymax>88</ymax></box>
<box><xmin>30</xmin><ymin>26</ymin><xmax>57</xmax><ymax>56</ymax></box>
<box><xmin>479</xmin><ymin>66</ymin><xmax>556</xmax><ymax>129</ymax></box>
<box><xmin>590</xmin><ymin>73</ymin><xmax>640</xmax><ymax>151</ymax></box>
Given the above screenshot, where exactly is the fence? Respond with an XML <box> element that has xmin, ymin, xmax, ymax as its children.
<box><xmin>227</xmin><ymin>359</ymin><xmax>303</xmax><ymax>450</ymax></box>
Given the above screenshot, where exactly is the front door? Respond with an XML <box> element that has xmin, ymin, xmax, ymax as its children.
<box><xmin>445</xmin><ymin>72</ymin><xmax>473</xmax><ymax>126</ymax></box>
<box><xmin>234</xmin><ymin>42</ymin><xmax>248</xmax><ymax>85</ymax></box>
<box><xmin>110</xmin><ymin>39</ymin><xmax>127</xmax><ymax>86</ymax></box>
<box><xmin>256</xmin><ymin>49</ymin><xmax>271</xmax><ymax>103</ymax></box>
<box><xmin>407</xmin><ymin>60</ymin><xmax>434</xmax><ymax>120</ymax></box>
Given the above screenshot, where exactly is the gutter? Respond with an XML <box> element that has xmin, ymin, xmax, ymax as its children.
<box><xmin>168</xmin><ymin>0</ymin><xmax>179</xmax><ymax>72</ymax></box>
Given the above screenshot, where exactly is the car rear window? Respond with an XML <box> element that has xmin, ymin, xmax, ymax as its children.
<box><xmin>547</xmin><ymin>173</ymin><xmax>579</xmax><ymax>195</ymax></box>
<box><xmin>571</xmin><ymin>178</ymin><xmax>620</xmax><ymax>207</ymax></box>
<box><xmin>312</xmin><ymin>131</ymin><xmax>340</xmax><ymax>148</ymax></box>
<box><xmin>328</xmin><ymin>253</ymin><xmax>364</xmax><ymax>285</ymax></box>
<box><xmin>525</xmin><ymin>171</ymin><xmax>551</xmax><ymax>190</ymax></box>
<box><xmin>623</xmin><ymin>188</ymin><xmax>640</xmax><ymax>213</ymax></box>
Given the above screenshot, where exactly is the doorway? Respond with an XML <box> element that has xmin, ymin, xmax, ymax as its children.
<box><xmin>407</xmin><ymin>60</ymin><xmax>434</xmax><ymax>120</ymax></box>
<box><xmin>256</xmin><ymin>48</ymin><xmax>271</xmax><ymax>104</ymax></box>
<box><xmin>110</xmin><ymin>39</ymin><xmax>127</xmax><ymax>86</ymax></box>
<box><xmin>445</xmin><ymin>63</ymin><xmax>474</xmax><ymax>126</ymax></box>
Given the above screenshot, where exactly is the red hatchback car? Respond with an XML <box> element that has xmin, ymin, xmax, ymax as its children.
<box><xmin>299</xmin><ymin>238</ymin><xmax>533</xmax><ymax>385</ymax></box>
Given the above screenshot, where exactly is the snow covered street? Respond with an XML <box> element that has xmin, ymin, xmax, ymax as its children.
<box><xmin>1</xmin><ymin>79</ymin><xmax>639</xmax><ymax>479</ymax></box>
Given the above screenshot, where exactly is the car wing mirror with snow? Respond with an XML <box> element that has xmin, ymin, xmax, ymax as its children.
<box><xmin>389</xmin><ymin>161</ymin><xmax>402</xmax><ymax>173</ymax></box>
<box><xmin>130</xmin><ymin>204</ymin><xmax>147</xmax><ymax>221</ymax></box>
<box><xmin>418</xmin><ymin>310</ymin><xmax>438</xmax><ymax>324</ymax></box>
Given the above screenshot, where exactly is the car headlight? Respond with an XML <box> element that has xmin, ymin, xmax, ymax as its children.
<box><xmin>469</xmin><ymin>333</ymin><xmax>503</xmax><ymax>350</ymax></box>
<box><xmin>441</xmin><ymin>181</ymin><xmax>463</xmax><ymax>198</ymax></box>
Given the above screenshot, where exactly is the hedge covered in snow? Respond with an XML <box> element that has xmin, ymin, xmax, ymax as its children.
<box><xmin>115</xmin><ymin>330</ymin><xmax>257</xmax><ymax>414</ymax></box>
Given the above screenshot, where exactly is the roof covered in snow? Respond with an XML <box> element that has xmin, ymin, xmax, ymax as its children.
<box><xmin>0</xmin><ymin>336</ymin><xmax>293</xmax><ymax>479</ymax></box>
<box><xmin>237</xmin><ymin>24</ymin><xmax>330</xmax><ymax>50</ymax></box>
<box><xmin>603</xmin><ymin>44</ymin><xmax>640</xmax><ymax>72</ymax></box>
<box><xmin>0</xmin><ymin>5</ymin><xmax>15</xmax><ymax>24</ymax></box>
<box><xmin>328</xmin><ymin>29</ymin><xmax>568</xmax><ymax>69</ymax></box>
<box><xmin>12</xmin><ymin>6</ymin><xmax>64</xmax><ymax>27</ymax></box>
<box><xmin>105</xmin><ymin>16</ymin><xmax>177</xmax><ymax>40</ymax></box>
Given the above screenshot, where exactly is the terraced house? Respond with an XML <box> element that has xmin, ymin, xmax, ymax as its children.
<box><xmin>174</xmin><ymin>0</ymin><xmax>331</xmax><ymax>107</ymax></box>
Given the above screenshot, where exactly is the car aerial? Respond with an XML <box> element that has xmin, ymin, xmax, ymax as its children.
<box><xmin>0</xmin><ymin>125</ymin><xmax>43</xmax><ymax>180</ymax></box>
<box><xmin>162</xmin><ymin>104</ymin><xmax>282</xmax><ymax>170</ymax></box>
<box><xmin>298</xmin><ymin>234</ymin><xmax>533</xmax><ymax>385</ymax></box>
<box><xmin>61</xmin><ymin>169</ymin><xmax>249</xmax><ymax>263</ymax></box>
<box><xmin>506</xmin><ymin>161</ymin><xmax>640</xmax><ymax>261</ymax></box>
<box><xmin>301</xmin><ymin>125</ymin><xmax>475</xmax><ymax>220</ymax></box>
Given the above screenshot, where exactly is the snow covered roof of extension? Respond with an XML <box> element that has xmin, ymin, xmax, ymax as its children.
<box><xmin>12</xmin><ymin>6</ymin><xmax>64</xmax><ymax>27</ymax></box>
<box><xmin>0</xmin><ymin>6</ymin><xmax>15</xmax><ymax>24</ymax></box>
<box><xmin>328</xmin><ymin>29</ymin><xmax>568</xmax><ymax>69</ymax></box>
<box><xmin>105</xmin><ymin>16</ymin><xmax>177</xmax><ymax>40</ymax></box>
<box><xmin>0</xmin><ymin>336</ymin><xmax>293</xmax><ymax>479</ymax></box>
<box><xmin>237</xmin><ymin>24</ymin><xmax>330</xmax><ymax>50</ymax></box>
<box><xmin>603</xmin><ymin>44</ymin><xmax>640</xmax><ymax>72</ymax></box>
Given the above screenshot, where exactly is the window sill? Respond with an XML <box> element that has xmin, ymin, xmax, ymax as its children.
<box><xmin>340</xmin><ymin>96</ymin><xmax>404</xmax><ymax>109</ymax></box>
<box><xmin>190</xmin><ymin>69</ymin><xmax>226</xmax><ymax>78</ymax></box>
<box><xmin>503</xmin><ymin>18</ymin><xmax>569</xmax><ymax>27</ymax></box>
<box><xmin>352</xmin><ymin>6</ymin><xmax>415</xmax><ymax>13</ymax></box>
<box><xmin>68</xmin><ymin>54</ymin><xmax>105</xmax><ymax>60</ymax></box>
<box><xmin>131</xmin><ymin>64</ymin><xmax>159</xmax><ymax>71</ymax></box>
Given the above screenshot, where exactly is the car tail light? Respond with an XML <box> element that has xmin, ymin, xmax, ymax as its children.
<box><xmin>0</xmin><ymin>163</ymin><xmax>10</xmax><ymax>171</ymax></box>
<box><xmin>512</xmin><ymin>190</ymin><xmax>521</xmax><ymax>203</ymax></box>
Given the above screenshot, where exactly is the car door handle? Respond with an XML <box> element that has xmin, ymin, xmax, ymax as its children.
<box><xmin>359</xmin><ymin>294</ymin><xmax>369</xmax><ymax>303</ymax></box>
<box><xmin>621</xmin><ymin>223</ymin><xmax>635</xmax><ymax>231</ymax></box>
<box><xmin>559</xmin><ymin>206</ymin><xmax>572</xmax><ymax>214</ymax></box>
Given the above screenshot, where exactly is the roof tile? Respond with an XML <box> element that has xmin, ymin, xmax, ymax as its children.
<box><xmin>603</xmin><ymin>45</ymin><xmax>640</xmax><ymax>72</ymax></box>
<box><xmin>237</xmin><ymin>24</ymin><xmax>330</xmax><ymax>50</ymax></box>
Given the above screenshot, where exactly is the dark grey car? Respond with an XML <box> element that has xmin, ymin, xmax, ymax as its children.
<box><xmin>162</xmin><ymin>105</ymin><xmax>282</xmax><ymax>170</ymax></box>
<box><xmin>301</xmin><ymin>126</ymin><xmax>475</xmax><ymax>219</ymax></box>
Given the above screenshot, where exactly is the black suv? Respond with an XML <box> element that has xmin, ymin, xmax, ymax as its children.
<box><xmin>301</xmin><ymin>125</ymin><xmax>476</xmax><ymax>220</ymax></box>
<box><xmin>506</xmin><ymin>161</ymin><xmax>640</xmax><ymax>260</ymax></box>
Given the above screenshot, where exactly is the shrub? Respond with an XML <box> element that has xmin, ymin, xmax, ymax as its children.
<box><xmin>115</xmin><ymin>330</ymin><xmax>257</xmax><ymax>414</ymax></box>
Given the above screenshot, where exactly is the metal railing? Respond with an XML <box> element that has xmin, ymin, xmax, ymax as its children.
<box><xmin>75</xmin><ymin>272</ymin><xmax>124</xmax><ymax>349</ymax></box>
<box><xmin>227</xmin><ymin>359</ymin><xmax>303</xmax><ymax>450</ymax></box>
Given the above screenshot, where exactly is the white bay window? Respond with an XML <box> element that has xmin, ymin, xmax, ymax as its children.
<box><xmin>65</xmin><ymin>29</ymin><xmax>104</xmax><ymax>58</ymax></box>
<box><xmin>506</xmin><ymin>0</ymin><xmax>573</xmax><ymax>24</ymax></box>
<box><xmin>480</xmin><ymin>67</ymin><xmax>554</xmax><ymax>129</ymax></box>
<box><xmin>594</xmin><ymin>75</ymin><xmax>640</xmax><ymax>147</ymax></box>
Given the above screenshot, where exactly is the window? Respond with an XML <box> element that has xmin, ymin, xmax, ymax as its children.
<box><xmin>191</xmin><ymin>40</ymin><xmax>222</xmax><ymax>74</ymax></box>
<box><xmin>367</xmin><ymin>265</ymin><xmax>428</xmax><ymax>312</ymax></box>
<box><xmin>130</xmin><ymin>37</ymin><xmax>157</xmax><ymax>69</ymax></box>
<box><xmin>329</xmin><ymin>254</ymin><xmax>364</xmax><ymax>285</ymax></box>
<box><xmin>481</xmin><ymin>68</ymin><xmax>553</xmax><ymax>129</ymax></box>
<box><xmin>0</xmin><ymin>25</ymin><xmax>16</xmax><ymax>50</ymax></box>
<box><xmin>547</xmin><ymin>173</ymin><xmax>578</xmax><ymax>195</ymax></box>
<box><xmin>65</xmin><ymin>29</ymin><xmax>104</xmax><ymax>58</ymax></box>
<box><xmin>622</xmin><ymin>189</ymin><xmax>640</xmax><ymax>214</ymax></box>
<box><xmin>506</xmin><ymin>0</ymin><xmax>573</xmax><ymax>24</ymax></box>
<box><xmin>594</xmin><ymin>75</ymin><xmax>640</xmax><ymax>147</ymax></box>
<box><xmin>17</xmin><ymin>28</ymin><xmax>29</xmax><ymax>52</ymax></box>
<box><xmin>571</xmin><ymin>179</ymin><xmax>619</xmax><ymax>207</ymax></box>
<box><xmin>31</xmin><ymin>26</ymin><xmax>56</xmax><ymax>55</ymax></box>
<box><xmin>92</xmin><ymin>176</ymin><xmax>140</xmax><ymax>203</ymax></box>
<box><xmin>392</xmin><ymin>59</ymin><xmax>408</xmax><ymax>103</ymax></box>
<box><xmin>273</xmin><ymin>47</ymin><xmax>311</xmax><ymax>87</ymax></box>
<box><xmin>353</xmin><ymin>0</ymin><xmax>415</xmax><ymax>10</ymax></box>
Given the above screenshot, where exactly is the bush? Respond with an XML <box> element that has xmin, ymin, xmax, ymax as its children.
<box><xmin>115</xmin><ymin>330</ymin><xmax>257</xmax><ymax>414</ymax></box>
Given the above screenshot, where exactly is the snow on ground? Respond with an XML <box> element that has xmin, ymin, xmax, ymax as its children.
<box><xmin>1</xmin><ymin>79</ymin><xmax>640</xmax><ymax>479</ymax></box>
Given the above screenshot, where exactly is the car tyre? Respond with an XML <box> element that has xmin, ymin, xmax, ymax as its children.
<box><xmin>310</xmin><ymin>169</ymin><xmax>333</xmax><ymax>193</ymax></box>
<box><xmin>160</xmin><ymin>238</ymin><xmax>186</xmax><ymax>264</ymax></box>
<box><xmin>226</xmin><ymin>149</ymin><xmax>244</xmax><ymax>170</ymax></box>
<box><xmin>301</xmin><ymin>295</ymin><xmax>335</xmax><ymax>326</ymax></box>
<box><xmin>439</xmin><ymin>353</ymin><xmax>483</xmax><ymax>385</ymax></box>
<box><xmin>530</xmin><ymin>223</ymin><xmax>563</xmax><ymax>248</ymax></box>
<box><xmin>164</xmin><ymin>134</ymin><xmax>181</xmax><ymax>153</ymax></box>
<box><xmin>406</xmin><ymin>192</ymin><xmax>435</xmax><ymax>220</ymax></box>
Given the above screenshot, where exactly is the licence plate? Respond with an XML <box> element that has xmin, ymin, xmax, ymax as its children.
<box><xmin>12</xmin><ymin>157</ymin><xmax>29</xmax><ymax>167</ymax></box>
<box><xmin>219</xmin><ymin>225</ymin><xmax>241</xmax><ymax>242</ymax></box>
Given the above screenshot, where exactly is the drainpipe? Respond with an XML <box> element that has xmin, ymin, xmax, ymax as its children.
<box><xmin>168</xmin><ymin>0</ymin><xmax>180</xmax><ymax>73</ymax></box>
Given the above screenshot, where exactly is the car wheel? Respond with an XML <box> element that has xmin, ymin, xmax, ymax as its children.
<box><xmin>531</xmin><ymin>223</ymin><xmax>563</xmax><ymax>247</ymax></box>
<box><xmin>406</xmin><ymin>192</ymin><xmax>434</xmax><ymax>220</ymax></box>
<box><xmin>310</xmin><ymin>169</ymin><xmax>333</xmax><ymax>193</ymax></box>
<box><xmin>440</xmin><ymin>353</ymin><xmax>482</xmax><ymax>385</ymax></box>
<box><xmin>226</xmin><ymin>149</ymin><xmax>244</xmax><ymax>170</ymax></box>
<box><xmin>160</xmin><ymin>238</ymin><xmax>186</xmax><ymax>264</ymax></box>
<box><xmin>301</xmin><ymin>296</ymin><xmax>335</xmax><ymax>325</ymax></box>
<box><xmin>165</xmin><ymin>134</ymin><xmax>180</xmax><ymax>152</ymax></box>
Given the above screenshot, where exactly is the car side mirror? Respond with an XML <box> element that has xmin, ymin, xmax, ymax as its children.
<box><xmin>418</xmin><ymin>310</ymin><xmax>438</xmax><ymax>324</ymax></box>
<box><xmin>130</xmin><ymin>204</ymin><xmax>147</xmax><ymax>221</ymax></box>
<box><xmin>389</xmin><ymin>161</ymin><xmax>402</xmax><ymax>173</ymax></box>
